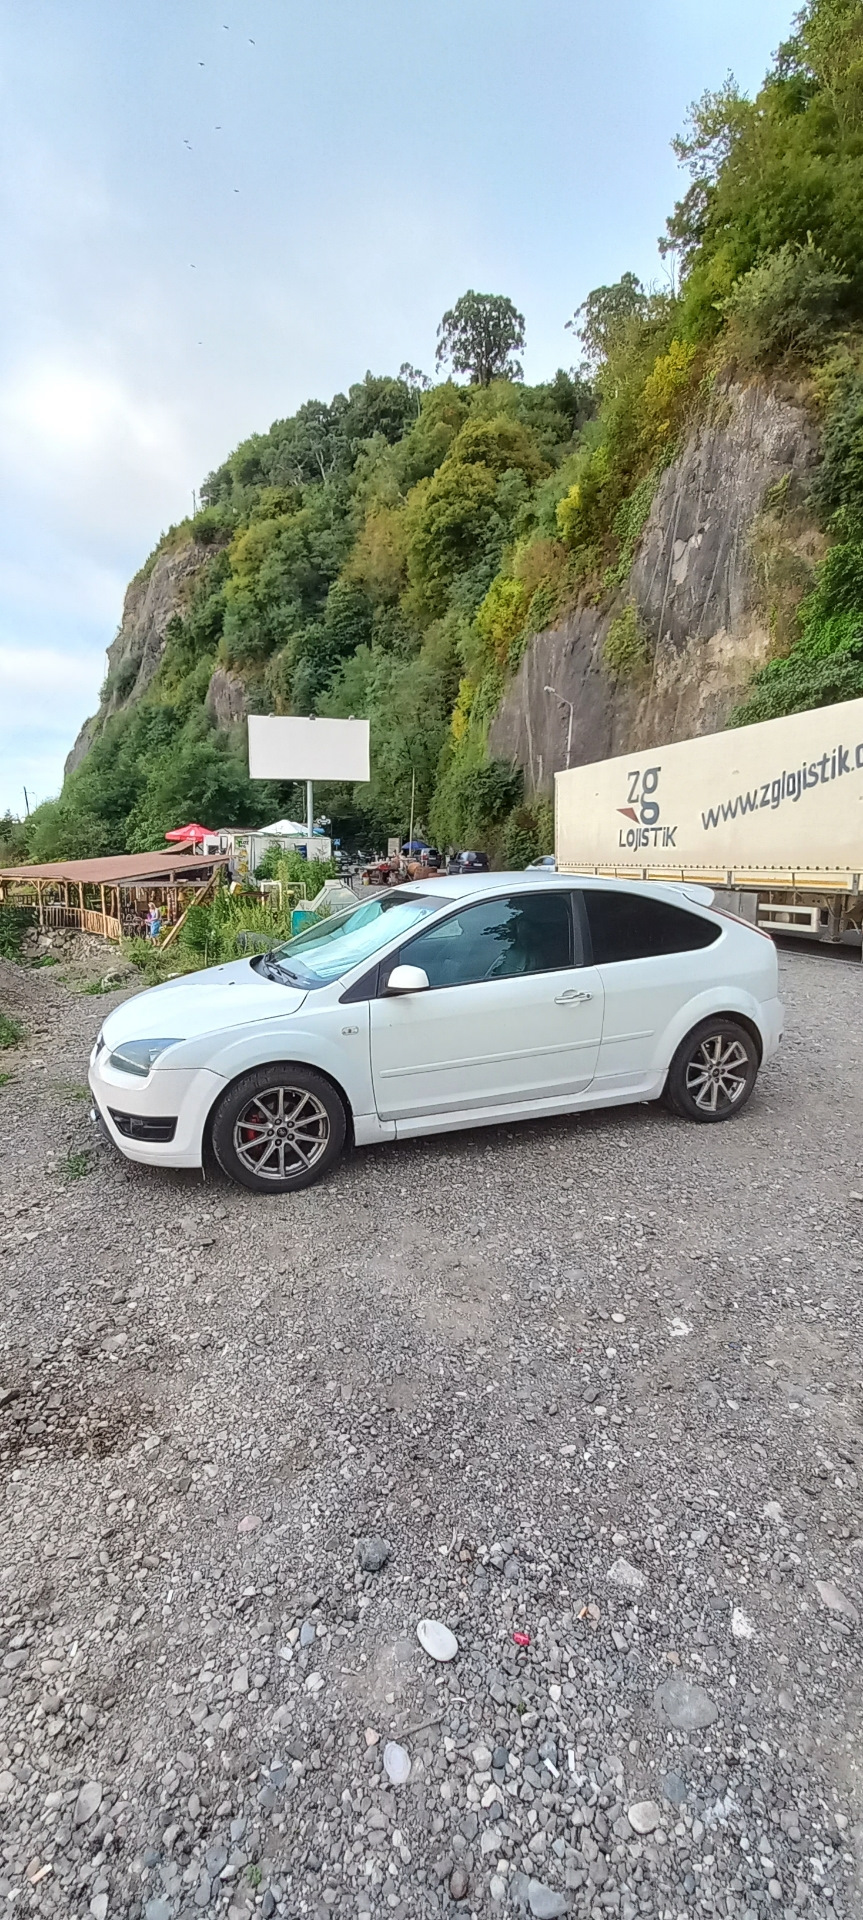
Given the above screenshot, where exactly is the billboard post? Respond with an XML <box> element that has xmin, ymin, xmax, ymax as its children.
<box><xmin>247</xmin><ymin>717</ymin><xmax>371</xmax><ymax>846</ymax></box>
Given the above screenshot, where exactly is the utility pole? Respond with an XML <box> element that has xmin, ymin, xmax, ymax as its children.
<box><xmin>407</xmin><ymin>769</ymin><xmax>416</xmax><ymax>857</ymax></box>
<box><xmin>22</xmin><ymin>787</ymin><xmax>30</xmax><ymax>817</ymax></box>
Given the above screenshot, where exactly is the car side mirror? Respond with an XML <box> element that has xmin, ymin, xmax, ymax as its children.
<box><xmin>385</xmin><ymin>964</ymin><xmax>430</xmax><ymax>994</ymax></box>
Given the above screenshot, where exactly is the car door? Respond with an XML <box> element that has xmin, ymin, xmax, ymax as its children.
<box><xmin>369</xmin><ymin>889</ymin><xmax>604</xmax><ymax>1123</ymax></box>
<box><xmin>581</xmin><ymin>887</ymin><xmax>723</xmax><ymax>1095</ymax></box>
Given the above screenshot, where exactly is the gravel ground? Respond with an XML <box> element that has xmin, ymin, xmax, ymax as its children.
<box><xmin>1</xmin><ymin>946</ymin><xmax>862</xmax><ymax>1920</ymax></box>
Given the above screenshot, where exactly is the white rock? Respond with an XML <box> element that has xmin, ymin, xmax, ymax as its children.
<box><xmin>383</xmin><ymin>1741</ymin><xmax>411</xmax><ymax>1785</ymax></box>
<box><xmin>607</xmin><ymin>1557</ymin><xmax>647</xmax><ymax>1593</ymax></box>
<box><xmin>815</xmin><ymin>1579</ymin><xmax>859</xmax><ymax>1624</ymax></box>
<box><xmin>231</xmin><ymin>1666</ymin><xmax>249</xmax><ymax>1694</ymax></box>
<box><xmin>73</xmin><ymin>1780</ymin><xmax>103</xmax><ymax>1825</ymax></box>
<box><xmin>417</xmin><ymin>1617</ymin><xmax>458</xmax><ymax>1661</ymax></box>
<box><xmin>305</xmin><ymin>1671</ymin><xmax>325</xmax><ymax>1693</ymax></box>
<box><xmin>490</xmin><ymin>1876</ymin><xmax>506</xmax><ymax>1902</ymax></box>
<box><xmin>627</xmin><ymin>1799</ymin><xmax>660</xmax><ymax>1835</ymax></box>
<box><xmin>90</xmin><ymin>1895</ymin><xmax>109</xmax><ymax>1920</ymax></box>
<box><xmin>731</xmin><ymin>1607</ymin><xmax>755</xmax><ymax>1640</ymax></box>
<box><xmin>0</xmin><ymin>1771</ymin><xmax>14</xmax><ymax>1800</ymax></box>
<box><xmin>763</xmin><ymin>1500</ymin><xmax>783</xmax><ymax>1523</ymax></box>
<box><xmin>472</xmin><ymin>1743</ymin><xmax>493</xmax><ymax>1772</ymax></box>
<box><xmin>669</xmin><ymin>1317</ymin><xmax>691</xmax><ymax>1337</ymax></box>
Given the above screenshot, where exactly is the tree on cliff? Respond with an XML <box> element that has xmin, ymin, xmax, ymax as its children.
<box><xmin>435</xmin><ymin>292</ymin><xmax>526</xmax><ymax>386</ymax></box>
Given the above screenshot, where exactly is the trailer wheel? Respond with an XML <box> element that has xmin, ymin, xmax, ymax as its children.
<box><xmin>662</xmin><ymin>1018</ymin><xmax>759</xmax><ymax>1123</ymax></box>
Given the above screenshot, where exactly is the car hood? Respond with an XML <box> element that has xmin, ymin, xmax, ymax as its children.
<box><xmin>100</xmin><ymin>957</ymin><xmax>308</xmax><ymax>1047</ymax></box>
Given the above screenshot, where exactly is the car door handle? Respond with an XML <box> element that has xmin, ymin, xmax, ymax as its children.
<box><xmin>555</xmin><ymin>989</ymin><xmax>593</xmax><ymax>1004</ymax></box>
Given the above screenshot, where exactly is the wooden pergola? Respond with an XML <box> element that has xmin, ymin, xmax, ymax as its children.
<box><xmin>0</xmin><ymin>851</ymin><xmax>229</xmax><ymax>945</ymax></box>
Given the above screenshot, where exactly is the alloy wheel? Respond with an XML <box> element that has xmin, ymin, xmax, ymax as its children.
<box><xmin>233</xmin><ymin>1084</ymin><xmax>330</xmax><ymax>1180</ymax></box>
<box><xmin>684</xmin><ymin>1034</ymin><xmax>750</xmax><ymax>1114</ymax></box>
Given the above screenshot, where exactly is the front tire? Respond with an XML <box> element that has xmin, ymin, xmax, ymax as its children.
<box><xmin>662</xmin><ymin>1018</ymin><xmax>759</xmax><ymax>1123</ymax></box>
<box><xmin>211</xmin><ymin>1065</ymin><xmax>346</xmax><ymax>1192</ymax></box>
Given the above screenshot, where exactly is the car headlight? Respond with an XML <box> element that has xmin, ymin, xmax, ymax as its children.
<box><xmin>108</xmin><ymin>1038</ymin><xmax>183</xmax><ymax>1077</ymax></box>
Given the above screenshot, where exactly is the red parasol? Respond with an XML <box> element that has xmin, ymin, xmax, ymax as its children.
<box><xmin>164</xmin><ymin>823</ymin><xmax>213</xmax><ymax>845</ymax></box>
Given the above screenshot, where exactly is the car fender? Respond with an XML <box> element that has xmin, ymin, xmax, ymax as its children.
<box><xmin>187</xmin><ymin>1013</ymin><xmax>373</xmax><ymax>1117</ymax></box>
<box><xmin>651</xmin><ymin>986</ymin><xmax>768</xmax><ymax>1072</ymax></box>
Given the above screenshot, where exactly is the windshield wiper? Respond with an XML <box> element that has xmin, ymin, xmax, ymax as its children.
<box><xmin>255</xmin><ymin>954</ymin><xmax>303</xmax><ymax>986</ymax></box>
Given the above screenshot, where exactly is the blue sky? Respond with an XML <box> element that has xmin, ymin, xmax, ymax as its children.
<box><xmin>0</xmin><ymin>0</ymin><xmax>794</xmax><ymax>815</ymax></box>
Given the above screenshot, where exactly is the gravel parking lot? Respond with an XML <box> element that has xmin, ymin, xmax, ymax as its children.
<box><xmin>1</xmin><ymin>947</ymin><xmax>862</xmax><ymax>1920</ymax></box>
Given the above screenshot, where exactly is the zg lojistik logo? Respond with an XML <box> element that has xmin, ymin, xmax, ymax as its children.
<box><xmin>617</xmin><ymin>766</ymin><xmax>678</xmax><ymax>849</ymax></box>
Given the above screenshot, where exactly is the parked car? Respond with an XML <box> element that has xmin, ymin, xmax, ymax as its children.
<box><xmin>89</xmin><ymin>873</ymin><xmax>783</xmax><ymax>1195</ymax></box>
<box><xmin>527</xmin><ymin>854</ymin><xmax>556</xmax><ymax>870</ymax></box>
<box><xmin>447</xmin><ymin>850</ymin><xmax>489</xmax><ymax>874</ymax></box>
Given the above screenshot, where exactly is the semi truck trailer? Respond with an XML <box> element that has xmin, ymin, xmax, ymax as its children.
<box><xmin>554</xmin><ymin>696</ymin><xmax>863</xmax><ymax>949</ymax></box>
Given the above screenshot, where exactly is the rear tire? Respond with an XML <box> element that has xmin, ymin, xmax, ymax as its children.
<box><xmin>662</xmin><ymin>1018</ymin><xmax>759</xmax><ymax>1123</ymax></box>
<box><xmin>211</xmin><ymin>1065</ymin><xmax>346</xmax><ymax>1192</ymax></box>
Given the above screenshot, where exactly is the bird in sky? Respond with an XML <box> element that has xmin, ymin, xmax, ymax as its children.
<box><xmin>184</xmin><ymin>138</ymin><xmax>192</xmax><ymax>148</ymax></box>
<box><xmin>198</xmin><ymin>60</ymin><xmax>205</xmax><ymax>66</ymax></box>
<box><xmin>249</xmin><ymin>37</ymin><xmax>255</xmax><ymax>44</ymax></box>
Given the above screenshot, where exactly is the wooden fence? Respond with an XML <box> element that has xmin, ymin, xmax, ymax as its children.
<box><xmin>43</xmin><ymin>904</ymin><xmax>123</xmax><ymax>941</ymax></box>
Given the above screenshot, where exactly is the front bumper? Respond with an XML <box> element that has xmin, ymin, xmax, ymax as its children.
<box><xmin>88</xmin><ymin>1053</ymin><xmax>226</xmax><ymax>1168</ymax></box>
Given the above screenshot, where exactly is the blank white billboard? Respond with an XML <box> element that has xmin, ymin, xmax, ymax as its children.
<box><xmin>248</xmin><ymin>716</ymin><xmax>370</xmax><ymax>783</ymax></box>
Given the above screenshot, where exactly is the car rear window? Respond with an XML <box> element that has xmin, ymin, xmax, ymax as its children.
<box><xmin>584</xmin><ymin>889</ymin><xmax>721</xmax><ymax>963</ymax></box>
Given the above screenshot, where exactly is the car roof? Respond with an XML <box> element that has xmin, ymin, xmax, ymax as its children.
<box><xmin>402</xmin><ymin>871</ymin><xmax>717</xmax><ymax>908</ymax></box>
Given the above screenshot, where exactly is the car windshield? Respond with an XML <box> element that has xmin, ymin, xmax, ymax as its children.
<box><xmin>253</xmin><ymin>891</ymin><xmax>439</xmax><ymax>988</ymax></box>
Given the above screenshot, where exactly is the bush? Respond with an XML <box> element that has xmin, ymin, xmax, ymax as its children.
<box><xmin>636</xmin><ymin>340</ymin><xmax>698</xmax><ymax>456</ymax></box>
<box><xmin>503</xmin><ymin>807</ymin><xmax>540</xmax><ymax>869</ymax></box>
<box><xmin>605</xmin><ymin>467</ymin><xmax>663</xmax><ymax>587</ymax></box>
<box><xmin>431</xmin><ymin>754</ymin><xmax>523</xmax><ymax>851</ymax></box>
<box><xmin>812</xmin><ymin>371</ymin><xmax>863</xmax><ymax>534</ymax></box>
<box><xmin>720</xmin><ymin>242</ymin><xmax>851</xmax><ymax>368</ymax></box>
<box><xmin>603</xmin><ymin>602</ymin><xmax>651</xmax><ymax>677</ymax></box>
<box><xmin>0</xmin><ymin>905</ymin><xmax>34</xmax><ymax>959</ymax></box>
<box><xmin>502</xmin><ymin>799</ymin><xmax>554</xmax><ymax>868</ymax></box>
<box><xmin>730</xmin><ymin>533</ymin><xmax>863</xmax><ymax>723</ymax></box>
<box><xmin>474</xmin><ymin>577</ymin><xmax>530</xmax><ymax>668</ymax></box>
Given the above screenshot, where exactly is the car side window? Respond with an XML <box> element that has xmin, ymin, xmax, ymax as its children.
<box><xmin>395</xmin><ymin>891</ymin><xmax>578</xmax><ymax>990</ymax></box>
<box><xmin>583</xmin><ymin>889</ymin><xmax>721</xmax><ymax>962</ymax></box>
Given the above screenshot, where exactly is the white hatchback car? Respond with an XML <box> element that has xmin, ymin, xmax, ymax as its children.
<box><xmin>89</xmin><ymin>874</ymin><xmax>783</xmax><ymax>1194</ymax></box>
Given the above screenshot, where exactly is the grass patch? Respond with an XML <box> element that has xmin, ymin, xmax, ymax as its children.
<box><xmin>0</xmin><ymin>1071</ymin><xmax>14</xmax><ymax>1088</ymax></box>
<box><xmin>59</xmin><ymin>1149</ymin><xmax>95</xmax><ymax>1181</ymax></box>
<box><xmin>0</xmin><ymin>1013</ymin><xmax>24</xmax><ymax>1049</ymax></box>
<box><xmin>55</xmin><ymin>1080</ymin><xmax>90</xmax><ymax>1102</ymax></box>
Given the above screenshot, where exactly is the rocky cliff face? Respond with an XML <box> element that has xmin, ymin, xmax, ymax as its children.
<box><xmin>64</xmin><ymin>537</ymin><xmax>216</xmax><ymax>776</ymax></box>
<box><xmin>490</xmin><ymin>380</ymin><xmax>821</xmax><ymax>789</ymax></box>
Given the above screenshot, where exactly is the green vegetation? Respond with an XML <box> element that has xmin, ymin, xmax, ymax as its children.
<box><xmin>436</xmin><ymin>291</ymin><xmax>526</xmax><ymax>386</ymax></box>
<box><xmin>8</xmin><ymin>0</ymin><xmax>863</xmax><ymax>860</ymax></box>
<box><xmin>0</xmin><ymin>906</ymin><xmax>34</xmax><ymax>959</ymax></box>
<box><xmin>124</xmin><ymin>852</ymin><xmax>334</xmax><ymax>979</ymax></box>
<box><xmin>0</xmin><ymin>1013</ymin><xmax>24</xmax><ymax>1049</ymax></box>
<box><xmin>603</xmin><ymin>602</ymin><xmax>652</xmax><ymax>678</ymax></box>
<box><xmin>60</xmin><ymin>1149</ymin><xmax>95</xmax><ymax>1181</ymax></box>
